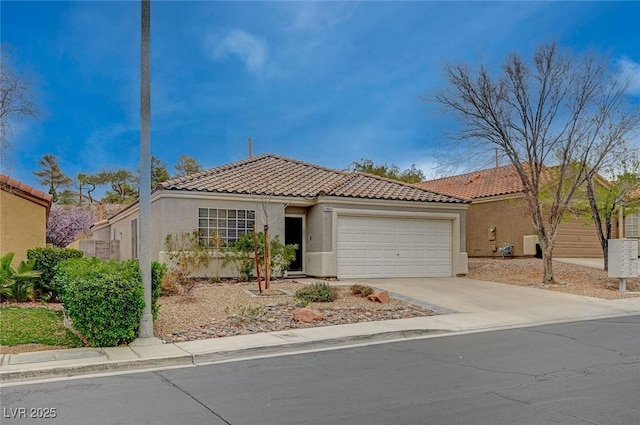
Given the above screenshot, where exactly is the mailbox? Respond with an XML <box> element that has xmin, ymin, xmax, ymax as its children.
<box><xmin>608</xmin><ymin>239</ymin><xmax>638</xmax><ymax>292</ymax></box>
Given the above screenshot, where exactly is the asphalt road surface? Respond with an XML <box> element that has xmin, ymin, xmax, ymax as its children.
<box><xmin>2</xmin><ymin>315</ymin><xmax>639</xmax><ymax>425</ymax></box>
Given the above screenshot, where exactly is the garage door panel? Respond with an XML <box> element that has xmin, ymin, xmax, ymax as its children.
<box><xmin>337</xmin><ymin>216</ymin><xmax>452</xmax><ymax>278</ymax></box>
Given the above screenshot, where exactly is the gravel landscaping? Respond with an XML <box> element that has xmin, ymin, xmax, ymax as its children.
<box><xmin>3</xmin><ymin>257</ymin><xmax>637</xmax><ymax>353</ymax></box>
<box><xmin>467</xmin><ymin>257</ymin><xmax>639</xmax><ymax>299</ymax></box>
<box><xmin>154</xmin><ymin>280</ymin><xmax>434</xmax><ymax>343</ymax></box>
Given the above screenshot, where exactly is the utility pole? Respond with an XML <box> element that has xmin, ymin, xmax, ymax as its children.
<box><xmin>136</xmin><ymin>0</ymin><xmax>154</xmax><ymax>341</ymax></box>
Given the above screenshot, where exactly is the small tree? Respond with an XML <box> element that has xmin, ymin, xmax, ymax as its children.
<box><xmin>585</xmin><ymin>149</ymin><xmax>640</xmax><ymax>271</ymax></box>
<box><xmin>96</xmin><ymin>169</ymin><xmax>138</xmax><ymax>203</ymax></box>
<box><xmin>46</xmin><ymin>206</ymin><xmax>93</xmax><ymax>247</ymax></box>
<box><xmin>33</xmin><ymin>154</ymin><xmax>72</xmax><ymax>202</ymax></box>
<box><xmin>151</xmin><ymin>156</ymin><xmax>170</xmax><ymax>188</ymax></box>
<box><xmin>174</xmin><ymin>154</ymin><xmax>203</xmax><ymax>177</ymax></box>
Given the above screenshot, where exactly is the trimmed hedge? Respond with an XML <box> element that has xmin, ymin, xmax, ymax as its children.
<box><xmin>27</xmin><ymin>247</ymin><xmax>83</xmax><ymax>300</ymax></box>
<box><xmin>55</xmin><ymin>258</ymin><xmax>144</xmax><ymax>347</ymax></box>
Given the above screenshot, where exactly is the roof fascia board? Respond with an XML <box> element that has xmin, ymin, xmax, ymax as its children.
<box><xmin>158</xmin><ymin>190</ymin><xmax>319</xmax><ymax>206</ymax></box>
<box><xmin>317</xmin><ymin>196</ymin><xmax>469</xmax><ymax>210</ymax></box>
<box><xmin>107</xmin><ymin>189</ymin><xmax>469</xmax><ymax>225</ymax></box>
<box><xmin>471</xmin><ymin>193</ymin><xmax>526</xmax><ymax>204</ymax></box>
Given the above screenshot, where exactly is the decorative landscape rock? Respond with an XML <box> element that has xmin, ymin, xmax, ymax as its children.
<box><xmin>292</xmin><ymin>308</ymin><xmax>325</xmax><ymax>323</ymax></box>
<box><xmin>367</xmin><ymin>290</ymin><xmax>390</xmax><ymax>304</ymax></box>
<box><xmin>153</xmin><ymin>282</ymin><xmax>435</xmax><ymax>344</ymax></box>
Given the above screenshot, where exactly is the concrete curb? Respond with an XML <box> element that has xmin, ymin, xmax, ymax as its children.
<box><xmin>0</xmin><ymin>329</ymin><xmax>445</xmax><ymax>384</ymax></box>
<box><xmin>0</xmin><ymin>354</ymin><xmax>194</xmax><ymax>383</ymax></box>
<box><xmin>189</xmin><ymin>329</ymin><xmax>446</xmax><ymax>364</ymax></box>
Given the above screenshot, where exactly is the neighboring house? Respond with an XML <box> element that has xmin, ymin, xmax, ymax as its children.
<box><xmin>415</xmin><ymin>164</ymin><xmax>615</xmax><ymax>258</ymax></box>
<box><xmin>92</xmin><ymin>154</ymin><xmax>470</xmax><ymax>279</ymax></box>
<box><xmin>0</xmin><ymin>174</ymin><xmax>53</xmax><ymax>264</ymax></box>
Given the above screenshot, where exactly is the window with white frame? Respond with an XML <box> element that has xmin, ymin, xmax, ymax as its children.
<box><xmin>625</xmin><ymin>212</ymin><xmax>639</xmax><ymax>238</ymax></box>
<box><xmin>198</xmin><ymin>208</ymin><xmax>256</xmax><ymax>245</ymax></box>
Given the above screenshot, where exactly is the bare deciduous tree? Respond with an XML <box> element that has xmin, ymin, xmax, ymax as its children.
<box><xmin>432</xmin><ymin>42</ymin><xmax>639</xmax><ymax>284</ymax></box>
<box><xmin>1</xmin><ymin>48</ymin><xmax>38</xmax><ymax>171</ymax></box>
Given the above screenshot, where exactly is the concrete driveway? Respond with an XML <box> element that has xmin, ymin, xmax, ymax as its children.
<box><xmin>343</xmin><ymin>277</ymin><xmax>603</xmax><ymax>316</ymax></box>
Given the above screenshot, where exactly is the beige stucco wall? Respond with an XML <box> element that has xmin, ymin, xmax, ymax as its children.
<box><xmin>554</xmin><ymin>218</ymin><xmax>612</xmax><ymax>258</ymax></box>
<box><xmin>99</xmin><ymin>191</ymin><xmax>469</xmax><ymax>278</ymax></box>
<box><xmin>0</xmin><ymin>190</ymin><xmax>48</xmax><ymax>264</ymax></box>
<box><xmin>107</xmin><ymin>194</ymin><xmax>287</xmax><ymax>263</ymax></box>
<box><xmin>466</xmin><ymin>195</ymin><xmax>615</xmax><ymax>258</ymax></box>
<box><xmin>466</xmin><ymin>196</ymin><xmax>535</xmax><ymax>257</ymax></box>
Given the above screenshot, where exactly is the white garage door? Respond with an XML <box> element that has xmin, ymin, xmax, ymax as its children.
<box><xmin>337</xmin><ymin>216</ymin><xmax>452</xmax><ymax>278</ymax></box>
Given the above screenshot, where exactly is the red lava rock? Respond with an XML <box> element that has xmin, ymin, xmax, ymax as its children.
<box><xmin>367</xmin><ymin>291</ymin><xmax>390</xmax><ymax>304</ymax></box>
<box><xmin>292</xmin><ymin>308</ymin><xmax>325</xmax><ymax>323</ymax></box>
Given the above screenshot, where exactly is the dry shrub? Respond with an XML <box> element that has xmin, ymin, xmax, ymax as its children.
<box><xmin>161</xmin><ymin>269</ymin><xmax>181</xmax><ymax>295</ymax></box>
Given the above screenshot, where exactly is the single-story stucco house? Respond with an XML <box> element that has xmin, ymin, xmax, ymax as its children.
<box><xmin>92</xmin><ymin>154</ymin><xmax>470</xmax><ymax>278</ymax></box>
<box><xmin>415</xmin><ymin>164</ymin><xmax>617</xmax><ymax>258</ymax></box>
<box><xmin>0</xmin><ymin>174</ymin><xmax>53</xmax><ymax>264</ymax></box>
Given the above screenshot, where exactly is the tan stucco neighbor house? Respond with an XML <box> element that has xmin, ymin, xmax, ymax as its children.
<box><xmin>0</xmin><ymin>174</ymin><xmax>53</xmax><ymax>264</ymax></box>
<box><xmin>415</xmin><ymin>164</ymin><xmax>614</xmax><ymax>258</ymax></box>
<box><xmin>92</xmin><ymin>154</ymin><xmax>470</xmax><ymax>278</ymax></box>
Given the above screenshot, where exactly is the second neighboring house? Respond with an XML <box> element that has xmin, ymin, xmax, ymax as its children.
<box><xmin>0</xmin><ymin>174</ymin><xmax>53</xmax><ymax>264</ymax></box>
<box><xmin>415</xmin><ymin>164</ymin><xmax>615</xmax><ymax>258</ymax></box>
<box><xmin>92</xmin><ymin>154</ymin><xmax>470</xmax><ymax>279</ymax></box>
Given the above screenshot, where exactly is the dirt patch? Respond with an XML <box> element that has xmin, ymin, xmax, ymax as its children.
<box><xmin>0</xmin><ymin>344</ymin><xmax>67</xmax><ymax>355</ymax></box>
<box><xmin>467</xmin><ymin>257</ymin><xmax>639</xmax><ymax>299</ymax></box>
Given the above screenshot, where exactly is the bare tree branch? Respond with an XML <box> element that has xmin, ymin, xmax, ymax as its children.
<box><xmin>1</xmin><ymin>47</ymin><xmax>38</xmax><ymax>171</ymax></box>
<box><xmin>432</xmin><ymin>41</ymin><xmax>639</xmax><ymax>284</ymax></box>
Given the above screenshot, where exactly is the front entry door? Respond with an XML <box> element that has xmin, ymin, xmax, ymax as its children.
<box><xmin>285</xmin><ymin>216</ymin><xmax>303</xmax><ymax>272</ymax></box>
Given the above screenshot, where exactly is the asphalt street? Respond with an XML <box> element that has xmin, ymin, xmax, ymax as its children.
<box><xmin>2</xmin><ymin>315</ymin><xmax>639</xmax><ymax>425</ymax></box>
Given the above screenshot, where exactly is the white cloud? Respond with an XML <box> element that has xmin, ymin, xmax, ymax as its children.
<box><xmin>279</xmin><ymin>2</ymin><xmax>356</xmax><ymax>32</ymax></box>
<box><xmin>207</xmin><ymin>29</ymin><xmax>268</xmax><ymax>73</ymax></box>
<box><xmin>617</xmin><ymin>57</ymin><xmax>640</xmax><ymax>96</ymax></box>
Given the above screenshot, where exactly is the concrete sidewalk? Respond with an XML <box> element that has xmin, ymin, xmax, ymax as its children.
<box><xmin>2</xmin><ymin>276</ymin><xmax>639</xmax><ymax>384</ymax></box>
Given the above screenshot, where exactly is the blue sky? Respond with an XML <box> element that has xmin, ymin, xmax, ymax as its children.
<box><xmin>2</xmin><ymin>1</ymin><xmax>640</xmax><ymax>191</ymax></box>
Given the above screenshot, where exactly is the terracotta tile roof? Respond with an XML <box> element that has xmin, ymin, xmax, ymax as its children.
<box><xmin>159</xmin><ymin>154</ymin><xmax>467</xmax><ymax>204</ymax></box>
<box><xmin>0</xmin><ymin>174</ymin><xmax>53</xmax><ymax>209</ymax></box>
<box><xmin>414</xmin><ymin>164</ymin><xmax>527</xmax><ymax>200</ymax></box>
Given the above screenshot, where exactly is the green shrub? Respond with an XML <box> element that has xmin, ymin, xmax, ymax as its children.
<box><xmin>151</xmin><ymin>261</ymin><xmax>166</xmax><ymax>320</ymax></box>
<box><xmin>55</xmin><ymin>258</ymin><xmax>144</xmax><ymax>347</ymax></box>
<box><xmin>27</xmin><ymin>247</ymin><xmax>83</xmax><ymax>300</ymax></box>
<box><xmin>350</xmin><ymin>284</ymin><xmax>374</xmax><ymax>297</ymax></box>
<box><xmin>223</xmin><ymin>232</ymin><xmax>298</xmax><ymax>281</ymax></box>
<box><xmin>0</xmin><ymin>253</ymin><xmax>41</xmax><ymax>302</ymax></box>
<box><xmin>294</xmin><ymin>282</ymin><xmax>337</xmax><ymax>303</ymax></box>
<box><xmin>222</xmin><ymin>232</ymin><xmax>255</xmax><ymax>281</ymax></box>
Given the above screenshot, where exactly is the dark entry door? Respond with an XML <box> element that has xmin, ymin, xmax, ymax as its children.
<box><xmin>285</xmin><ymin>217</ymin><xmax>303</xmax><ymax>272</ymax></box>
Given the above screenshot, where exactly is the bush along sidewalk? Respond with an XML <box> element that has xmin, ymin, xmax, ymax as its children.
<box><xmin>27</xmin><ymin>246</ymin><xmax>83</xmax><ymax>301</ymax></box>
<box><xmin>53</xmin><ymin>258</ymin><xmax>166</xmax><ymax>347</ymax></box>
